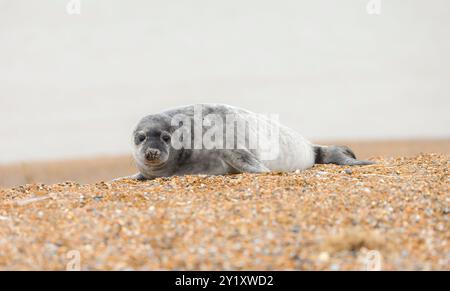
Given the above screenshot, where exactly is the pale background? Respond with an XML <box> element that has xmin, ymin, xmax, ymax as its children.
<box><xmin>1</xmin><ymin>0</ymin><xmax>449</xmax><ymax>164</ymax></box>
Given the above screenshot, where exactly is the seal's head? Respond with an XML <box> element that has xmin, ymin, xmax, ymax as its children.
<box><xmin>132</xmin><ymin>115</ymin><xmax>173</xmax><ymax>170</ymax></box>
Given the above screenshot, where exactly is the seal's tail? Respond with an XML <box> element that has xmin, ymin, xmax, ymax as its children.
<box><xmin>313</xmin><ymin>145</ymin><xmax>374</xmax><ymax>166</ymax></box>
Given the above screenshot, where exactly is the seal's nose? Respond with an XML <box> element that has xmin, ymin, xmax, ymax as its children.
<box><xmin>145</xmin><ymin>148</ymin><xmax>161</xmax><ymax>161</ymax></box>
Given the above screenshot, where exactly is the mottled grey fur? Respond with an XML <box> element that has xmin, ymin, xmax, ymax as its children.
<box><xmin>117</xmin><ymin>104</ymin><xmax>373</xmax><ymax>181</ymax></box>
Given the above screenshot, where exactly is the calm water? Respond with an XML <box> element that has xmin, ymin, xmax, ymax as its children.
<box><xmin>1</xmin><ymin>0</ymin><xmax>449</xmax><ymax>163</ymax></box>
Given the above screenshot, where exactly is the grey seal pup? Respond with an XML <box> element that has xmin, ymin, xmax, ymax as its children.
<box><xmin>120</xmin><ymin>104</ymin><xmax>373</xmax><ymax>181</ymax></box>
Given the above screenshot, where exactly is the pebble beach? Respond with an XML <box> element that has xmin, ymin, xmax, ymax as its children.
<box><xmin>0</xmin><ymin>153</ymin><xmax>448</xmax><ymax>270</ymax></box>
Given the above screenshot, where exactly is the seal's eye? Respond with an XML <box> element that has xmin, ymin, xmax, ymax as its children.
<box><xmin>161</xmin><ymin>133</ymin><xmax>171</xmax><ymax>143</ymax></box>
<box><xmin>136</xmin><ymin>133</ymin><xmax>146</xmax><ymax>144</ymax></box>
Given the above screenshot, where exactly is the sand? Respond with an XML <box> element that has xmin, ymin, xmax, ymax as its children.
<box><xmin>0</xmin><ymin>153</ymin><xmax>448</xmax><ymax>270</ymax></box>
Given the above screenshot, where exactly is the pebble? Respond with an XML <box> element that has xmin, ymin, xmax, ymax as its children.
<box><xmin>318</xmin><ymin>252</ymin><xmax>330</xmax><ymax>262</ymax></box>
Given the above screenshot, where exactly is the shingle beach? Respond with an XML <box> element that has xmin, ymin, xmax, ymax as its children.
<box><xmin>0</xmin><ymin>154</ymin><xmax>448</xmax><ymax>270</ymax></box>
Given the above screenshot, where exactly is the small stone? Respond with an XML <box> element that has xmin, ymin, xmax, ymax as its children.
<box><xmin>291</xmin><ymin>225</ymin><xmax>301</xmax><ymax>233</ymax></box>
<box><xmin>330</xmin><ymin>263</ymin><xmax>340</xmax><ymax>271</ymax></box>
<box><xmin>266</xmin><ymin>231</ymin><xmax>275</xmax><ymax>240</ymax></box>
<box><xmin>148</xmin><ymin>206</ymin><xmax>156</xmax><ymax>214</ymax></box>
<box><xmin>318</xmin><ymin>252</ymin><xmax>330</xmax><ymax>262</ymax></box>
<box><xmin>93</xmin><ymin>195</ymin><xmax>103</xmax><ymax>202</ymax></box>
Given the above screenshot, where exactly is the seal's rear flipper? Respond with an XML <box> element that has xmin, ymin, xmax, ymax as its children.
<box><xmin>313</xmin><ymin>145</ymin><xmax>374</xmax><ymax>166</ymax></box>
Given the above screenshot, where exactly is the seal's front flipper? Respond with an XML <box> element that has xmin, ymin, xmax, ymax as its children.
<box><xmin>112</xmin><ymin>173</ymin><xmax>147</xmax><ymax>182</ymax></box>
<box><xmin>221</xmin><ymin>149</ymin><xmax>270</xmax><ymax>174</ymax></box>
<box><xmin>314</xmin><ymin>145</ymin><xmax>374</xmax><ymax>166</ymax></box>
